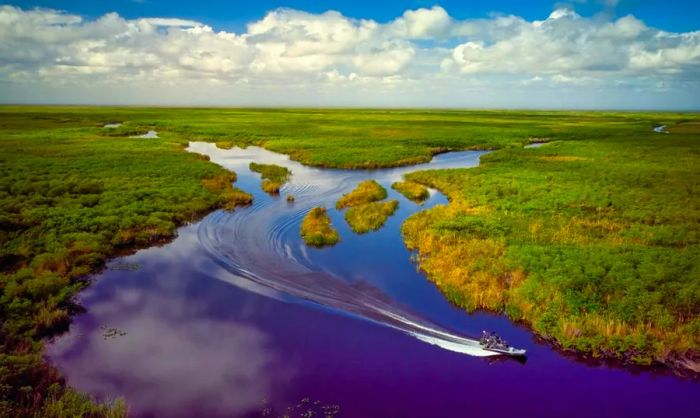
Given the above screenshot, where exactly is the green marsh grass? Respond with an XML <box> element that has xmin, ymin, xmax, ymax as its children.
<box><xmin>345</xmin><ymin>200</ymin><xmax>399</xmax><ymax>234</ymax></box>
<box><xmin>336</xmin><ymin>180</ymin><xmax>387</xmax><ymax>209</ymax></box>
<box><xmin>249</xmin><ymin>162</ymin><xmax>291</xmax><ymax>194</ymax></box>
<box><xmin>1</xmin><ymin>106</ymin><xmax>699</xmax><ymax>414</ymax></box>
<box><xmin>301</xmin><ymin>207</ymin><xmax>340</xmax><ymax>247</ymax></box>
<box><xmin>392</xmin><ymin>181</ymin><xmax>430</xmax><ymax>203</ymax></box>
<box><xmin>402</xmin><ymin>119</ymin><xmax>700</xmax><ymax>371</ymax></box>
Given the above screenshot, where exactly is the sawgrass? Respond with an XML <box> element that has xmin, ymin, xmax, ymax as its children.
<box><xmin>249</xmin><ymin>162</ymin><xmax>291</xmax><ymax>195</ymax></box>
<box><xmin>392</xmin><ymin>181</ymin><xmax>430</xmax><ymax>203</ymax></box>
<box><xmin>336</xmin><ymin>180</ymin><xmax>387</xmax><ymax>209</ymax></box>
<box><xmin>301</xmin><ymin>207</ymin><xmax>340</xmax><ymax>247</ymax></box>
<box><xmin>402</xmin><ymin>119</ymin><xmax>700</xmax><ymax>372</ymax></box>
<box><xmin>1</xmin><ymin>106</ymin><xmax>698</xmax><ymax>414</ymax></box>
<box><xmin>345</xmin><ymin>200</ymin><xmax>399</xmax><ymax>234</ymax></box>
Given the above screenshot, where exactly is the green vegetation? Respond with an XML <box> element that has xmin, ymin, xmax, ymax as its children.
<box><xmin>336</xmin><ymin>180</ymin><xmax>387</xmax><ymax>209</ymax></box>
<box><xmin>402</xmin><ymin>120</ymin><xmax>700</xmax><ymax>372</ymax></box>
<box><xmin>300</xmin><ymin>207</ymin><xmax>340</xmax><ymax>247</ymax></box>
<box><xmin>0</xmin><ymin>106</ymin><xmax>698</xmax><ymax>415</ymax></box>
<box><xmin>392</xmin><ymin>181</ymin><xmax>430</xmax><ymax>203</ymax></box>
<box><xmin>0</xmin><ymin>109</ymin><xmax>251</xmax><ymax>416</ymax></box>
<box><xmin>345</xmin><ymin>200</ymin><xmax>399</xmax><ymax>234</ymax></box>
<box><xmin>337</xmin><ymin>180</ymin><xmax>398</xmax><ymax>233</ymax></box>
<box><xmin>249</xmin><ymin>162</ymin><xmax>291</xmax><ymax>194</ymax></box>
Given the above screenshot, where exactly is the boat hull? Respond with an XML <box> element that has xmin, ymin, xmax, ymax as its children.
<box><xmin>483</xmin><ymin>347</ymin><xmax>527</xmax><ymax>356</ymax></box>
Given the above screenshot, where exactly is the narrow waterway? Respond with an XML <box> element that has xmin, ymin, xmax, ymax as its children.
<box><xmin>47</xmin><ymin>143</ymin><xmax>698</xmax><ymax>418</ymax></box>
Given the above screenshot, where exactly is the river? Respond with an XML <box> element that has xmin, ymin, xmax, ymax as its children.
<box><xmin>47</xmin><ymin>142</ymin><xmax>698</xmax><ymax>417</ymax></box>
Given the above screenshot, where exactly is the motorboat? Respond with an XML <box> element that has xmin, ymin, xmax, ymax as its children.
<box><xmin>479</xmin><ymin>331</ymin><xmax>527</xmax><ymax>357</ymax></box>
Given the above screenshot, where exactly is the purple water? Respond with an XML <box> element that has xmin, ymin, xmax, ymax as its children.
<box><xmin>47</xmin><ymin>143</ymin><xmax>698</xmax><ymax>417</ymax></box>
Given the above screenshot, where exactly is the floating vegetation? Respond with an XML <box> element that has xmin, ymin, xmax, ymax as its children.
<box><xmin>99</xmin><ymin>325</ymin><xmax>127</xmax><ymax>340</ymax></box>
<box><xmin>286</xmin><ymin>194</ymin><xmax>295</xmax><ymax>203</ymax></box>
<box><xmin>392</xmin><ymin>181</ymin><xmax>429</xmax><ymax>203</ymax></box>
<box><xmin>336</xmin><ymin>179</ymin><xmax>387</xmax><ymax>209</ymax></box>
<box><xmin>301</xmin><ymin>207</ymin><xmax>340</xmax><ymax>247</ymax></box>
<box><xmin>260</xmin><ymin>396</ymin><xmax>340</xmax><ymax>418</ymax></box>
<box><xmin>345</xmin><ymin>200</ymin><xmax>399</xmax><ymax>234</ymax></box>
<box><xmin>250</xmin><ymin>162</ymin><xmax>291</xmax><ymax>195</ymax></box>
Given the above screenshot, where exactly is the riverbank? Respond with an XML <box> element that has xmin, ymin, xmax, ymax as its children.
<box><xmin>401</xmin><ymin>125</ymin><xmax>700</xmax><ymax>375</ymax></box>
<box><xmin>0</xmin><ymin>111</ymin><xmax>251</xmax><ymax>416</ymax></box>
<box><xmin>1</xmin><ymin>107</ymin><xmax>698</xmax><ymax>415</ymax></box>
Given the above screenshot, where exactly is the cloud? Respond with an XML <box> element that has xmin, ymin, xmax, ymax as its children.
<box><xmin>0</xmin><ymin>4</ymin><xmax>698</xmax><ymax>108</ymax></box>
<box><xmin>48</xmin><ymin>285</ymin><xmax>290</xmax><ymax>417</ymax></box>
<box><xmin>389</xmin><ymin>5</ymin><xmax>452</xmax><ymax>38</ymax></box>
<box><xmin>442</xmin><ymin>10</ymin><xmax>700</xmax><ymax>80</ymax></box>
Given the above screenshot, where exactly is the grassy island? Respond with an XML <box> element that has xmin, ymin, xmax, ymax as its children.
<box><xmin>249</xmin><ymin>162</ymin><xmax>291</xmax><ymax>194</ymax></box>
<box><xmin>345</xmin><ymin>200</ymin><xmax>399</xmax><ymax>234</ymax></box>
<box><xmin>392</xmin><ymin>181</ymin><xmax>430</xmax><ymax>203</ymax></box>
<box><xmin>336</xmin><ymin>180</ymin><xmax>387</xmax><ymax>209</ymax></box>
<box><xmin>300</xmin><ymin>207</ymin><xmax>340</xmax><ymax>247</ymax></box>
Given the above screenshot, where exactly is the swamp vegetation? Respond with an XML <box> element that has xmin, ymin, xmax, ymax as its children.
<box><xmin>300</xmin><ymin>207</ymin><xmax>340</xmax><ymax>247</ymax></box>
<box><xmin>392</xmin><ymin>181</ymin><xmax>430</xmax><ymax>203</ymax></box>
<box><xmin>336</xmin><ymin>180</ymin><xmax>398</xmax><ymax>234</ymax></box>
<box><xmin>249</xmin><ymin>162</ymin><xmax>291</xmax><ymax>195</ymax></box>
<box><xmin>402</xmin><ymin>121</ymin><xmax>700</xmax><ymax>372</ymax></box>
<box><xmin>0</xmin><ymin>107</ymin><xmax>698</xmax><ymax>415</ymax></box>
<box><xmin>345</xmin><ymin>200</ymin><xmax>399</xmax><ymax>234</ymax></box>
<box><xmin>336</xmin><ymin>180</ymin><xmax>387</xmax><ymax>209</ymax></box>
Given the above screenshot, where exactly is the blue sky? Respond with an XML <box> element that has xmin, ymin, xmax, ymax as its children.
<box><xmin>11</xmin><ymin>0</ymin><xmax>700</xmax><ymax>32</ymax></box>
<box><xmin>1</xmin><ymin>1</ymin><xmax>699</xmax><ymax>108</ymax></box>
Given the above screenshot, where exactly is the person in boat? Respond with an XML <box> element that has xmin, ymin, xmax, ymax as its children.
<box><xmin>480</xmin><ymin>331</ymin><xmax>510</xmax><ymax>349</ymax></box>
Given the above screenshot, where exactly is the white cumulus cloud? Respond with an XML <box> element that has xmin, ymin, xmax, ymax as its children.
<box><xmin>0</xmin><ymin>4</ymin><xmax>698</xmax><ymax>108</ymax></box>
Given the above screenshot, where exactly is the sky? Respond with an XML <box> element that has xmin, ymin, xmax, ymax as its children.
<box><xmin>1</xmin><ymin>1</ymin><xmax>699</xmax><ymax>109</ymax></box>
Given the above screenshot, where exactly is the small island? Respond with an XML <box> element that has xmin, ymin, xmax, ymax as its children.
<box><xmin>336</xmin><ymin>180</ymin><xmax>398</xmax><ymax>233</ymax></box>
<box><xmin>336</xmin><ymin>179</ymin><xmax>387</xmax><ymax>209</ymax></box>
<box><xmin>300</xmin><ymin>207</ymin><xmax>340</xmax><ymax>247</ymax></box>
<box><xmin>249</xmin><ymin>162</ymin><xmax>291</xmax><ymax>194</ymax></box>
<box><xmin>345</xmin><ymin>200</ymin><xmax>399</xmax><ymax>234</ymax></box>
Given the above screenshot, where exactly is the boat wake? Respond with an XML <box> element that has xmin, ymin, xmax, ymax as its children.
<box><xmin>189</xmin><ymin>142</ymin><xmax>498</xmax><ymax>357</ymax></box>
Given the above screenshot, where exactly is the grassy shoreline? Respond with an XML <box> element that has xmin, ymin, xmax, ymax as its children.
<box><xmin>249</xmin><ymin>162</ymin><xmax>291</xmax><ymax>194</ymax></box>
<box><xmin>0</xmin><ymin>110</ymin><xmax>252</xmax><ymax>416</ymax></box>
<box><xmin>402</xmin><ymin>126</ymin><xmax>700</xmax><ymax>375</ymax></box>
<box><xmin>1</xmin><ymin>107</ymin><xmax>698</xmax><ymax>414</ymax></box>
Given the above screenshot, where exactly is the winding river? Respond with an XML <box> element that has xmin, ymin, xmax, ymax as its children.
<box><xmin>47</xmin><ymin>143</ymin><xmax>698</xmax><ymax>417</ymax></box>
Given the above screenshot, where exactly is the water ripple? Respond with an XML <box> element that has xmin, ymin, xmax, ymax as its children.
<box><xmin>188</xmin><ymin>142</ymin><xmax>499</xmax><ymax>357</ymax></box>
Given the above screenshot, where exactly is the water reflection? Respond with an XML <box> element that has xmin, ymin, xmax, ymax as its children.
<box><xmin>189</xmin><ymin>143</ymin><xmax>502</xmax><ymax>357</ymax></box>
<box><xmin>47</xmin><ymin>143</ymin><xmax>700</xmax><ymax>418</ymax></box>
<box><xmin>48</xmin><ymin>225</ymin><xmax>293</xmax><ymax>418</ymax></box>
<box><xmin>53</xmin><ymin>295</ymin><xmax>280</xmax><ymax>416</ymax></box>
